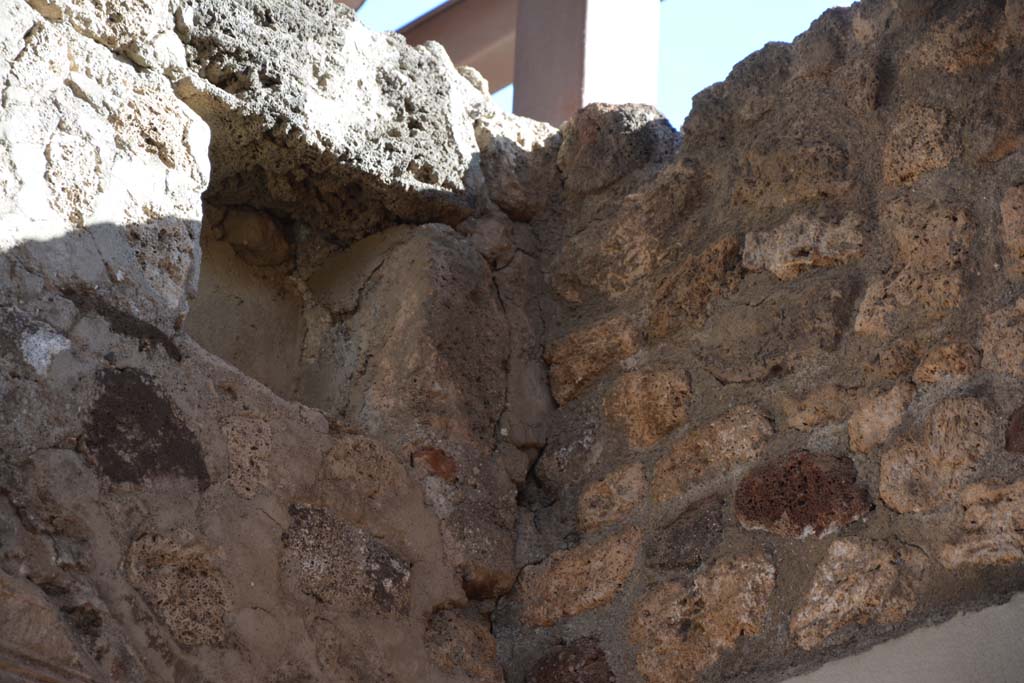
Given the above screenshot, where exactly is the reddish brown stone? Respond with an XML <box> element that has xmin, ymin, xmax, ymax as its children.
<box><xmin>411</xmin><ymin>446</ymin><xmax>458</xmax><ymax>482</ymax></box>
<box><xmin>1007</xmin><ymin>406</ymin><xmax>1024</xmax><ymax>454</ymax></box>
<box><xmin>527</xmin><ymin>638</ymin><xmax>615</xmax><ymax>683</ymax></box>
<box><xmin>734</xmin><ymin>452</ymin><xmax>871</xmax><ymax>537</ymax></box>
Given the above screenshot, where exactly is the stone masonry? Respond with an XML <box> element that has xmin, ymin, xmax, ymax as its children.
<box><xmin>3</xmin><ymin>0</ymin><xmax>1024</xmax><ymax>682</ymax></box>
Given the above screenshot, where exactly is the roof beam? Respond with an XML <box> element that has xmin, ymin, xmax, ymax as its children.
<box><xmin>400</xmin><ymin>0</ymin><xmax>516</xmax><ymax>92</ymax></box>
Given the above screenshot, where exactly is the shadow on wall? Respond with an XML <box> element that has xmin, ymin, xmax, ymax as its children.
<box><xmin>0</xmin><ymin>213</ymin><xmax>512</xmax><ymax>682</ymax></box>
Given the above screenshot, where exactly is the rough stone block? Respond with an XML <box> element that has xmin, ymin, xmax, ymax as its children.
<box><xmin>652</xmin><ymin>406</ymin><xmax>774</xmax><ymax>502</ymax></box>
<box><xmin>221</xmin><ymin>415</ymin><xmax>272</xmax><ymax>499</ymax></box>
<box><xmin>735</xmin><ymin>452</ymin><xmax>871</xmax><ymax>537</ymax></box>
<box><xmin>791</xmin><ymin>538</ymin><xmax>927</xmax><ymax>650</ymax></box>
<box><xmin>558</xmin><ymin>103</ymin><xmax>678</xmax><ymax>195</ymax></box>
<box><xmin>546</xmin><ymin>317</ymin><xmax>640</xmax><ymax>405</ymax></box>
<box><xmin>742</xmin><ymin>213</ymin><xmax>864</xmax><ymax>280</ymax></box>
<box><xmin>912</xmin><ymin>342</ymin><xmax>980</xmax><ymax>384</ymax></box>
<box><xmin>734</xmin><ymin>138</ymin><xmax>851</xmax><ymax>207</ymax></box>
<box><xmin>280</xmin><ymin>505</ymin><xmax>410</xmax><ymax>615</ymax></box>
<box><xmin>980</xmin><ymin>299</ymin><xmax>1024</xmax><ymax>379</ymax></box>
<box><xmin>527</xmin><ymin>638</ymin><xmax>614</xmax><ymax>683</ymax></box>
<box><xmin>425</xmin><ymin>608</ymin><xmax>503</xmax><ymax>682</ymax></box>
<box><xmin>648</xmin><ymin>235</ymin><xmax>743</xmax><ymax>335</ymax></box>
<box><xmin>84</xmin><ymin>368</ymin><xmax>208</xmax><ymax>491</ymax></box>
<box><xmin>603</xmin><ymin>370</ymin><xmax>690</xmax><ymax>448</ymax></box>
<box><xmin>578</xmin><ymin>463</ymin><xmax>647</xmax><ymax>532</ymax></box>
<box><xmin>781</xmin><ymin>384</ymin><xmax>855</xmax><ymax>431</ymax></box>
<box><xmin>631</xmin><ymin>553</ymin><xmax>775</xmax><ymax>683</ymax></box>
<box><xmin>644</xmin><ymin>497</ymin><xmax>725</xmax><ymax>572</ymax></box>
<box><xmin>940</xmin><ymin>479</ymin><xmax>1024</xmax><ymax>568</ymax></box>
<box><xmin>1000</xmin><ymin>186</ymin><xmax>1024</xmax><ymax>278</ymax></box>
<box><xmin>126</xmin><ymin>533</ymin><xmax>229</xmax><ymax>647</ymax></box>
<box><xmin>518</xmin><ymin>528</ymin><xmax>641</xmax><ymax>627</ymax></box>
<box><xmin>880</xmin><ymin>397</ymin><xmax>996</xmax><ymax>513</ymax></box>
<box><xmin>882</xmin><ymin>197</ymin><xmax>970</xmax><ymax>270</ymax></box>
<box><xmin>848</xmin><ymin>382</ymin><xmax>915</xmax><ymax>454</ymax></box>
<box><xmin>883</xmin><ymin>105</ymin><xmax>958</xmax><ymax>185</ymax></box>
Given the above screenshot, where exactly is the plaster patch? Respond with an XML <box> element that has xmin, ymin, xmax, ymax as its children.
<box><xmin>19</xmin><ymin>327</ymin><xmax>70</xmax><ymax>375</ymax></box>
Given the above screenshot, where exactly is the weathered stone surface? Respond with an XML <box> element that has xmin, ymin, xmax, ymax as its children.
<box><xmin>322</xmin><ymin>434</ymin><xmax>412</xmax><ymax>515</ymax></box>
<box><xmin>908</xmin><ymin>5</ymin><xmax>1010</xmax><ymax>74</ymax></box>
<box><xmin>1001</xmin><ymin>185</ymin><xmax>1024</xmax><ymax>278</ymax></box>
<box><xmin>475</xmin><ymin>107</ymin><xmax>561</xmax><ymax>221</ymax></box>
<box><xmin>782</xmin><ymin>384</ymin><xmax>855</xmax><ymax>432</ymax></box>
<box><xmin>546</xmin><ymin>317</ymin><xmax>640</xmax><ymax>405</ymax></box>
<box><xmin>426</xmin><ymin>608</ymin><xmax>504</xmax><ymax>682</ymax></box>
<box><xmin>631</xmin><ymin>553</ymin><xmax>775</xmax><ymax>683</ymax></box>
<box><xmin>603</xmin><ymin>370</ymin><xmax>690</xmax><ymax>448</ymax></box>
<box><xmin>578</xmin><ymin>463</ymin><xmax>646</xmax><ymax>532</ymax></box>
<box><xmin>735</xmin><ymin>452</ymin><xmax>871</xmax><ymax>538</ymax></box>
<box><xmin>126</xmin><ymin>533</ymin><xmax>229</xmax><ymax>647</ymax></box>
<box><xmin>913</xmin><ymin>342</ymin><xmax>980</xmax><ymax>385</ymax></box>
<box><xmin>557</xmin><ymin>103</ymin><xmax>678</xmax><ymax>195</ymax></box>
<box><xmin>648</xmin><ymin>235</ymin><xmax>743</xmax><ymax>335</ymax></box>
<box><xmin>696</xmin><ymin>274</ymin><xmax>859</xmax><ymax>382</ymax></box>
<box><xmin>644</xmin><ymin>497</ymin><xmax>725</xmax><ymax>572</ymax></box>
<box><xmin>855</xmin><ymin>267</ymin><xmax>963</xmax><ymax>337</ymax></box>
<box><xmin>0</xmin><ymin>570</ymin><xmax>103</xmax><ymax>681</ymax></box>
<box><xmin>221</xmin><ymin>415</ymin><xmax>272</xmax><ymax>498</ymax></box>
<box><xmin>790</xmin><ymin>538</ymin><xmax>928</xmax><ymax>650</ymax></box>
<box><xmin>742</xmin><ymin>213</ymin><xmax>864</xmax><ymax>280</ymax></box>
<box><xmin>551</xmin><ymin>192</ymin><xmax>663</xmax><ymax>301</ymax></box>
<box><xmin>518</xmin><ymin>528</ymin><xmax>641</xmax><ymax>627</ymax></box>
<box><xmin>653</xmin><ymin>407</ymin><xmax>774</xmax><ymax>503</ymax></box>
<box><xmin>177</xmin><ymin>0</ymin><xmax>486</xmax><ymax>239</ymax></box>
<box><xmin>527</xmin><ymin>638</ymin><xmax>615</xmax><ymax>683</ymax></box>
<box><xmin>882</xmin><ymin>105</ymin><xmax>957</xmax><ymax>185</ymax></box>
<box><xmin>7</xmin><ymin>2</ymin><xmax>1024</xmax><ymax>681</ymax></box>
<box><xmin>281</xmin><ymin>505</ymin><xmax>411</xmax><ymax>615</ymax></box>
<box><xmin>941</xmin><ymin>479</ymin><xmax>1024</xmax><ymax>568</ymax></box>
<box><xmin>880</xmin><ymin>396</ymin><xmax>997</xmax><ymax>513</ymax></box>
<box><xmin>734</xmin><ymin>136</ymin><xmax>851</xmax><ymax>208</ymax></box>
<box><xmin>84</xmin><ymin>368</ymin><xmax>209</xmax><ymax>491</ymax></box>
<box><xmin>848</xmin><ymin>382</ymin><xmax>914</xmax><ymax>454</ymax></box>
<box><xmin>882</xmin><ymin>197</ymin><xmax>970</xmax><ymax>271</ymax></box>
<box><xmin>1007</xmin><ymin>406</ymin><xmax>1024</xmax><ymax>454</ymax></box>
<box><xmin>218</xmin><ymin>207</ymin><xmax>290</xmax><ymax>267</ymax></box>
<box><xmin>980</xmin><ymin>299</ymin><xmax>1024</xmax><ymax>379</ymax></box>
<box><xmin>1</xmin><ymin>7</ymin><xmax>208</xmax><ymax>323</ymax></box>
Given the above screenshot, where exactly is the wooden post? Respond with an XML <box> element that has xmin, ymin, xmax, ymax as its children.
<box><xmin>513</xmin><ymin>0</ymin><xmax>660</xmax><ymax>125</ymax></box>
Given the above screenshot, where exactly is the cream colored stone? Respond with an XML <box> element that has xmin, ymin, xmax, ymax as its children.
<box><xmin>941</xmin><ymin>479</ymin><xmax>1024</xmax><ymax>568</ymax></box>
<box><xmin>791</xmin><ymin>538</ymin><xmax>927</xmax><ymax>650</ymax></box>
<box><xmin>742</xmin><ymin>213</ymin><xmax>864</xmax><ymax>280</ymax></box>
<box><xmin>880</xmin><ymin>397</ymin><xmax>996</xmax><ymax>513</ymax></box>
<box><xmin>848</xmin><ymin>383</ymin><xmax>914</xmax><ymax>453</ymax></box>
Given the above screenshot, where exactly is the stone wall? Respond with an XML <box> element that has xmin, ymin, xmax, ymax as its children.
<box><xmin>2</xmin><ymin>0</ymin><xmax>1024</xmax><ymax>681</ymax></box>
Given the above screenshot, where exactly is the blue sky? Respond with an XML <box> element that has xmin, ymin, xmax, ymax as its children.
<box><xmin>357</xmin><ymin>0</ymin><xmax>853</xmax><ymax>127</ymax></box>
